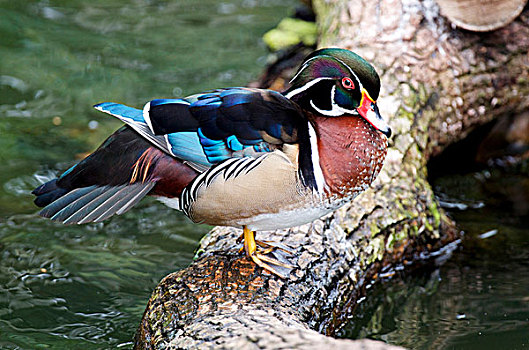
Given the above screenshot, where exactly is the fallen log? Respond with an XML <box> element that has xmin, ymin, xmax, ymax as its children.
<box><xmin>134</xmin><ymin>1</ymin><xmax>529</xmax><ymax>348</ymax></box>
<box><xmin>436</xmin><ymin>0</ymin><xmax>527</xmax><ymax>31</ymax></box>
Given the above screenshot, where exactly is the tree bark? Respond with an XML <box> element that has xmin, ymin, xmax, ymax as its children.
<box><xmin>134</xmin><ymin>1</ymin><xmax>529</xmax><ymax>348</ymax></box>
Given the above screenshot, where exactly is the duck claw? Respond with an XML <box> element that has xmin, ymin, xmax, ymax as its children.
<box><xmin>241</xmin><ymin>226</ymin><xmax>296</xmax><ymax>278</ymax></box>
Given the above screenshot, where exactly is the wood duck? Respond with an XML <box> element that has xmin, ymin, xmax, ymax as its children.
<box><xmin>32</xmin><ymin>48</ymin><xmax>391</xmax><ymax>277</ymax></box>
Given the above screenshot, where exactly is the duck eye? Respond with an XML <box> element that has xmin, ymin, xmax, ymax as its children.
<box><xmin>341</xmin><ymin>77</ymin><xmax>355</xmax><ymax>90</ymax></box>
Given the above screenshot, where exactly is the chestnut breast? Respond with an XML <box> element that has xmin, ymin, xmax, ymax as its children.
<box><xmin>314</xmin><ymin>115</ymin><xmax>388</xmax><ymax>198</ymax></box>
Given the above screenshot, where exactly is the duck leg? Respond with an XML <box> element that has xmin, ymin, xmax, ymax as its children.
<box><xmin>242</xmin><ymin>226</ymin><xmax>295</xmax><ymax>278</ymax></box>
<box><xmin>237</xmin><ymin>234</ymin><xmax>293</xmax><ymax>255</ymax></box>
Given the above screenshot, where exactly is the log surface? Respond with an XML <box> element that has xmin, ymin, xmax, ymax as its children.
<box><xmin>134</xmin><ymin>1</ymin><xmax>529</xmax><ymax>348</ymax></box>
<box><xmin>436</xmin><ymin>0</ymin><xmax>527</xmax><ymax>31</ymax></box>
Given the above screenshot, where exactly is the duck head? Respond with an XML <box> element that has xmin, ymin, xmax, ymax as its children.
<box><xmin>284</xmin><ymin>48</ymin><xmax>391</xmax><ymax>138</ymax></box>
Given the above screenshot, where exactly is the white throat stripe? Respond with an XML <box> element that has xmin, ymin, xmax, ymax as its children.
<box><xmin>307</xmin><ymin>122</ymin><xmax>326</xmax><ymax>195</ymax></box>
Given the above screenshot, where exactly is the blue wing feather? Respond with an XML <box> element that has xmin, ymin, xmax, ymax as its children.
<box><xmin>166</xmin><ymin>132</ymin><xmax>210</xmax><ymax>167</ymax></box>
<box><xmin>150</xmin><ymin>98</ymin><xmax>189</xmax><ymax>107</ymax></box>
<box><xmin>94</xmin><ymin>102</ymin><xmax>144</xmax><ymax>123</ymax></box>
<box><xmin>94</xmin><ymin>87</ymin><xmax>304</xmax><ymax>167</ymax></box>
<box><xmin>226</xmin><ymin>135</ymin><xmax>244</xmax><ymax>151</ymax></box>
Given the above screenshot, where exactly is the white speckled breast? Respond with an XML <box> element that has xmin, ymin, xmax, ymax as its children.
<box><xmin>315</xmin><ymin>114</ymin><xmax>387</xmax><ymax>202</ymax></box>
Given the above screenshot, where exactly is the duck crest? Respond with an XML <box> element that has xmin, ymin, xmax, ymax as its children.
<box><xmin>312</xmin><ymin>115</ymin><xmax>387</xmax><ymax>200</ymax></box>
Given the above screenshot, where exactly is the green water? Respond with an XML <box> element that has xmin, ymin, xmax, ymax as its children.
<box><xmin>0</xmin><ymin>0</ymin><xmax>295</xmax><ymax>348</ymax></box>
<box><xmin>338</xmin><ymin>168</ymin><xmax>529</xmax><ymax>349</ymax></box>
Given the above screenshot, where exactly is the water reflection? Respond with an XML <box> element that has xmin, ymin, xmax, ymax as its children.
<box><xmin>338</xmin><ymin>168</ymin><xmax>529</xmax><ymax>350</ymax></box>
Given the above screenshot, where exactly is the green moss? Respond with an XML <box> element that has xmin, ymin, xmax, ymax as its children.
<box><xmin>194</xmin><ymin>248</ymin><xmax>205</xmax><ymax>260</ymax></box>
<box><xmin>409</xmin><ymin>222</ymin><xmax>419</xmax><ymax>237</ymax></box>
<box><xmin>370</xmin><ymin>222</ymin><xmax>380</xmax><ymax>238</ymax></box>
<box><xmin>263</xmin><ymin>18</ymin><xmax>317</xmax><ymax>51</ymax></box>
<box><xmin>386</xmin><ymin>230</ymin><xmax>396</xmax><ymax>250</ymax></box>
<box><xmin>516</xmin><ymin>76</ymin><xmax>528</xmax><ymax>84</ymax></box>
<box><xmin>395</xmin><ymin>229</ymin><xmax>408</xmax><ymax>242</ymax></box>
<box><xmin>365</xmin><ymin>236</ymin><xmax>385</xmax><ymax>264</ymax></box>
<box><xmin>428</xmin><ymin>198</ymin><xmax>441</xmax><ymax>228</ymax></box>
<box><xmin>402</xmin><ymin>91</ymin><xmax>419</xmax><ymax>111</ymax></box>
<box><xmin>263</xmin><ymin>29</ymin><xmax>301</xmax><ymax>51</ymax></box>
<box><xmin>423</xmin><ymin>214</ymin><xmax>434</xmax><ymax>232</ymax></box>
<box><xmin>418</xmin><ymin>84</ymin><xmax>429</xmax><ymax>103</ymax></box>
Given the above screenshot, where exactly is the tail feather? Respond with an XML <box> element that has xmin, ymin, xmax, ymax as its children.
<box><xmin>50</xmin><ymin>186</ymin><xmax>108</xmax><ymax>223</ymax></box>
<box><xmin>39</xmin><ymin>186</ymin><xmax>96</xmax><ymax>219</ymax></box>
<box><xmin>114</xmin><ymin>182</ymin><xmax>155</xmax><ymax>216</ymax></box>
<box><xmin>32</xmin><ymin>124</ymin><xmax>199</xmax><ymax>224</ymax></box>
<box><xmin>76</xmin><ymin>185</ymin><xmax>132</xmax><ymax>224</ymax></box>
<box><xmin>38</xmin><ymin>182</ymin><xmax>155</xmax><ymax>224</ymax></box>
<box><xmin>62</xmin><ymin>186</ymin><xmax>124</xmax><ymax>224</ymax></box>
<box><xmin>90</xmin><ymin>182</ymin><xmax>155</xmax><ymax>223</ymax></box>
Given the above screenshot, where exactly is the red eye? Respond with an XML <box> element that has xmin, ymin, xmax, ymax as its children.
<box><xmin>341</xmin><ymin>77</ymin><xmax>355</xmax><ymax>90</ymax></box>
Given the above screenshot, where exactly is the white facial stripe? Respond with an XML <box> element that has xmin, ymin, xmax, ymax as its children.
<box><xmin>288</xmin><ymin>56</ymin><xmax>320</xmax><ymax>84</ymax></box>
<box><xmin>284</xmin><ymin>77</ymin><xmax>334</xmax><ymax>99</ymax></box>
<box><xmin>307</xmin><ymin>122</ymin><xmax>326</xmax><ymax>195</ymax></box>
<box><xmin>310</xmin><ymin>100</ymin><xmax>358</xmax><ymax>117</ymax></box>
<box><xmin>143</xmin><ymin>102</ymin><xmax>154</xmax><ymax>134</ymax></box>
<box><xmin>309</xmin><ymin>86</ymin><xmax>359</xmax><ymax>117</ymax></box>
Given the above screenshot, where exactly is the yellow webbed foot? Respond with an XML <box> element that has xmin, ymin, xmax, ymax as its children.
<box><xmin>242</xmin><ymin>226</ymin><xmax>295</xmax><ymax>278</ymax></box>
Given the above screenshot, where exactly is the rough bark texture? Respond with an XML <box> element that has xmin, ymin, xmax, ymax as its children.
<box><xmin>134</xmin><ymin>1</ymin><xmax>529</xmax><ymax>349</ymax></box>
